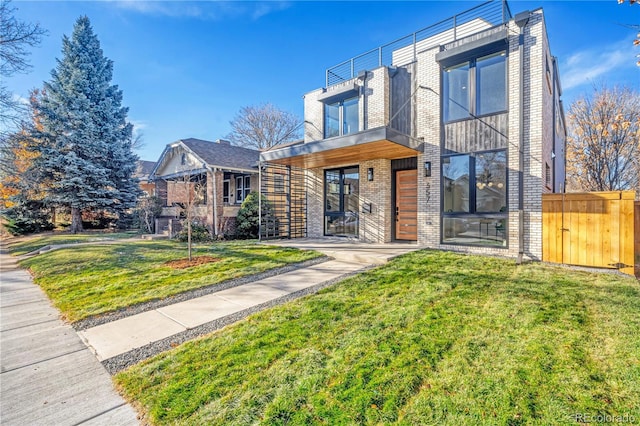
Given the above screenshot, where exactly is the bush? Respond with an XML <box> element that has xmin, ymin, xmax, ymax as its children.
<box><xmin>176</xmin><ymin>221</ymin><xmax>211</xmax><ymax>242</ymax></box>
<box><xmin>81</xmin><ymin>210</ymin><xmax>117</xmax><ymax>229</ymax></box>
<box><xmin>235</xmin><ymin>192</ymin><xmax>276</xmax><ymax>239</ymax></box>
<box><xmin>1</xmin><ymin>202</ymin><xmax>54</xmax><ymax>235</ymax></box>
<box><xmin>2</xmin><ymin>215</ymin><xmax>54</xmax><ymax>236</ymax></box>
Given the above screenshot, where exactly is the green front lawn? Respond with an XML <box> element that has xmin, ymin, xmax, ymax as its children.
<box><xmin>115</xmin><ymin>250</ymin><xmax>640</xmax><ymax>425</ymax></box>
<box><xmin>6</xmin><ymin>232</ymin><xmax>137</xmax><ymax>256</ymax></box>
<box><xmin>20</xmin><ymin>240</ymin><xmax>321</xmax><ymax>322</ymax></box>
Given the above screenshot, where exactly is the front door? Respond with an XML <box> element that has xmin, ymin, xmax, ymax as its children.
<box><xmin>395</xmin><ymin>169</ymin><xmax>417</xmax><ymax>241</ymax></box>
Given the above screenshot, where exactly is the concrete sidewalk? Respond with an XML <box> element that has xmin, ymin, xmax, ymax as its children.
<box><xmin>0</xmin><ymin>248</ymin><xmax>139</xmax><ymax>426</ymax></box>
<box><xmin>79</xmin><ymin>259</ymin><xmax>365</xmax><ymax>362</ymax></box>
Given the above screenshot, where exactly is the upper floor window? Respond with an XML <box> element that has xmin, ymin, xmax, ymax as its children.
<box><xmin>443</xmin><ymin>51</ymin><xmax>506</xmax><ymax>122</ymax></box>
<box><xmin>325</xmin><ymin>97</ymin><xmax>359</xmax><ymax>138</ymax></box>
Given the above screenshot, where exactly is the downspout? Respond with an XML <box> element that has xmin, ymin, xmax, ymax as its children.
<box><xmin>358</xmin><ymin>70</ymin><xmax>369</xmax><ymax>131</ymax></box>
<box><xmin>551</xmin><ymin>58</ymin><xmax>557</xmax><ymax>193</ymax></box>
<box><xmin>258</xmin><ymin>160</ymin><xmax>262</xmax><ymax>241</ymax></box>
<box><xmin>515</xmin><ymin>11</ymin><xmax>530</xmax><ymax>265</ymax></box>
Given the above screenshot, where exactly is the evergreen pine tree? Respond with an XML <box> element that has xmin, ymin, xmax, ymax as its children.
<box><xmin>35</xmin><ymin>16</ymin><xmax>139</xmax><ymax>233</ymax></box>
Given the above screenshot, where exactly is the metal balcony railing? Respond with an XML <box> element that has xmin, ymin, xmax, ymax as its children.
<box><xmin>325</xmin><ymin>0</ymin><xmax>512</xmax><ymax>87</ymax></box>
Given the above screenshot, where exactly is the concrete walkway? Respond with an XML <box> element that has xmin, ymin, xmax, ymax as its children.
<box><xmin>264</xmin><ymin>238</ymin><xmax>420</xmax><ymax>265</ymax></box>
<box><xmin>78</xmin><ymin>239</ymin><xmax>418</xmax><ymax>369</ymax></box>
<box><xmin>0</xmin><ymin>248</ymin><xmax>139</xmax><ymax>425</ymax></box>
<box><xmin>79</xmin><ymin>259</ymin><xmax>365</xmax><ymax>362</ymax></box>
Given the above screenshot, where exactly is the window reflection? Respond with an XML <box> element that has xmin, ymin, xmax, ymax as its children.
<box><xmin>324</xmin><ymin>167</ymin><xmax>359</xmax><ymax>237</ymax></box>
<box><xmin>443</xmin><ymin>62</ymin><xmax>469</xmax><ymax>122</ymax></box>
<box><xmin>443</xmin><ymin>155</ymin><xmax>470</xmax><ymax>213</ymax></box>
<box><xmin>475</xmin><ymin>151</ymin><xmax>506</xmax><ymax>213</ymax></box>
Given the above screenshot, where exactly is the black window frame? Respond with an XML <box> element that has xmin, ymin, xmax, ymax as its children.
<box><xmin>441</xmin><ymin>149</ymin><xmax>509</xmax><ymax>248</ymax></box>
<box><xmin>443</xmin><ymin>50</ymin><xmax>507</xmax><ymax>124</ymax></box>
<box><xmin>323</xmin><ymin>166</ymin><xmax>359</xmax><ymax>238</ymax></box>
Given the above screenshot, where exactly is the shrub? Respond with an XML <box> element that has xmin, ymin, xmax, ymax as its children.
<box><xmin>235</xmin><ymin>192</ymin><xmax>276</xmax><ymax>239</ymax></box>
<box><xmin>1</xmin><ymin>202</ymin><xmax>54</xmax><ymax>235</ymax></box>
<box><xmin>176</xmin><ymin>221</ymin><xmax>211</xmax><ymax>242</ymax></box>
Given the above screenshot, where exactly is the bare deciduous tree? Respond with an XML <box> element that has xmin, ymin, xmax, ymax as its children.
<box><xmin>227</xmin><ymin>103</ymin><xmax>301</xmax><ymax>150</ymax></box>
<box><xmin>566</xmin><ymin>86</ymin><xmax>640</xmax><ymax>193</ymax></box>
<box><xmin>617</xmin><ymin>0</ymin><xmax>640</xmax><ymax>65</ymax></box>
<box><xmin>0</xmin><ymin>0</ymin><xmax>47</xmax><ymax>128</ymax></box>
<box><xmin>136</xmin><ymin>195</ymin><xmax>162</xmax><ymax>234</ymax></box>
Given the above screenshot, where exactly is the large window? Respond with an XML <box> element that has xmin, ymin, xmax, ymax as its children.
<box><xmin>324</xmin><ymin>167</ymin><xmax>359</xmax><ymax>237</ymax></box>
<box><xmin>443</xmin><ymin>51</ymin><xmax>506</xmax><ymax>122</ymax></box>
<box><xmin>442</xmin><ymin>150</ymin><xmax>507</xmax><ymax>247</ymax></box>
<box><xmin>325</xmin><ymin>97</ymin><xmax>359</xmax><ymax>138</ymax></box>
<box><xmin>443</xmin><ymin>62</ymin><xmax>469</xmax><ymax>122</ymax></box>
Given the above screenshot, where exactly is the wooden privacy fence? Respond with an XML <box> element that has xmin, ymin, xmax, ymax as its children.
<box><xmin>542</xmin><ymin>191</ymin><xmax>637</xmax><ymax>277</ymax></box>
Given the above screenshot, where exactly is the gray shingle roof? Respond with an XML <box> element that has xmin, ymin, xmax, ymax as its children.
<box><xmin>134</xmin><ymin>160</ymin><xmax>156</xmax><ymax>180</ymax></box>
<box><xmin>181</xmin><ymin>138</ymin><xmax>260</xmax><ymax>171</ymax></box>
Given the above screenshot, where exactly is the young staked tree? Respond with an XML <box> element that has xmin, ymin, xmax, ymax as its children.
<box><xmin>566</xmin><ymin>86</ymin><xmax>640</xmax><ymax>192</ymax></box>
<box><xmin>227</xmin><ymin>103</ymin><xmax>301</xmax><ymax>150</ymax></box>
<box><xmin>35</xmin><ymin>16</ymin><xmax>139</xmax><ymax>233</ymax></box>
<box><xmin>174</xmin><ymin>174</ymin><xmax>205</xmax><ymax>261</ymax></box>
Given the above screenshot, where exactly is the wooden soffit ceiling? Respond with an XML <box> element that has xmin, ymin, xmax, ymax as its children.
<box><xmin>261</xmin><ymin>126</ymin><xmax>422</xmax><ymax>169</ymax></box>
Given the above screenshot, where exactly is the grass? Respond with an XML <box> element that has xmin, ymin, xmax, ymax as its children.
<box><xmin>114</xmin><ymin>250</ymin><xmax>640</xmax><ymax>425</ymax></box>
<box><xmin>19</xmin><ymin>240</ymin><xmax>321</xmax><ymax>322</ymax></box>
<box><xmin>6</xmin><ymin>232</ymin><xmax>137</xmax><ymax>256</ymax></box>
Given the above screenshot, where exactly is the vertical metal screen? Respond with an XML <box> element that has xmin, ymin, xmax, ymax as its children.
<box><xmin>259</xmin><ymin>163</ymin><xmax>307</xmax><ymax>240</ymax></box>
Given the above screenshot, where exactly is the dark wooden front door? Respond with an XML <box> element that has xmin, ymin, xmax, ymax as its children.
<box><xmin>395</xmin><ymin>169</ymin><xmax>417</xmax><ymax>241</ymax></box>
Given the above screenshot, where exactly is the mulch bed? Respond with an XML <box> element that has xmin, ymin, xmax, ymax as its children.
<box><xmin>164</xmin><ymin>256</ymin><xmax>221</xmax><ymax>269</ymax></box>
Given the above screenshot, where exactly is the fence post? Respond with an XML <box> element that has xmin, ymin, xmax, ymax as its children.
<box><xmin>413</xmin><ymin>32</ymin><xmax>417</xmax><ymax>62</ymax></box>
<box><xmin>453</xmin><ymin>14</ymin><xmax>457</xmax><ymax>40</ymax></box>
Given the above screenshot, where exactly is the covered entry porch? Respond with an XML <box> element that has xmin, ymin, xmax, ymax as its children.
<box><xmin>260</xmin><ymin>126</ymin><xmax>423</xmax><ymax>243</ymax></box>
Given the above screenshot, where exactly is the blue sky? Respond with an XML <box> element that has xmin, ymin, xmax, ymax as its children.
<box><xmin>6</xmin><ymin>0</ymin><xmax>640</xmax><ymax>161</ymax></box>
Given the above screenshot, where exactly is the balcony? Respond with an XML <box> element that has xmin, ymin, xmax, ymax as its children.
<box><xmin>325</xmin><ymin>0</ymin><xmax>512</xmax><ymax>86</ymax></box>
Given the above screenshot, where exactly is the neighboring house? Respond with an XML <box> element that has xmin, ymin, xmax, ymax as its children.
<box><xmin>150</xmin><ymin>138</ymin><xmax>260</xmax><ymax>236</ymax></box>
<box><xmin>260</xmin><ymin>0</ymin><xmax>566</xmax><ymax>261</ymax></box>
<box><xmin>133</xmin><ymin>160</ymin><xmax>157</xmax><ymax>196</ymax></box>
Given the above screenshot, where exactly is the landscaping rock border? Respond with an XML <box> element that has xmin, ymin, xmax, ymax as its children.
<box><xmin>102</xmin><ymin>264</ymin><xmax>372</xmax><ymax>374</ymax></box>
<box><xmin>73</xmin><ymin>256</ymin><xmax>330</xmax><ymax>331</ymax></box>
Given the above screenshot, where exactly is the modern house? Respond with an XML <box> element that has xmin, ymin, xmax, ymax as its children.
<box><xmin>150</xmin><ymin>138</ymin><xmax>260</xmax><ymax>237</ymax></box>
<box><xmin>260</xmin><ymin>0</ymin><xmax>566</xmax><ymax>261</ymax></box>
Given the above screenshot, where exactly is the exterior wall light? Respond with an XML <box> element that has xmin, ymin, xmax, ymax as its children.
<box><xmin>368</xmin><ymin>167</ymin><xmax>374</xmax><ymax>181</ymax></box>
<box><xmin>424</xmin><ymin>161</ymin><xmax>432</xmax><ymax>177</ymax></box>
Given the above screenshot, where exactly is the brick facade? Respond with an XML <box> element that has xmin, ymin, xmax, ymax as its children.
<box><xmin>280</xmin><ymin>7</ymin><xmax>563</xmax><ymax>260</ymax></box>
